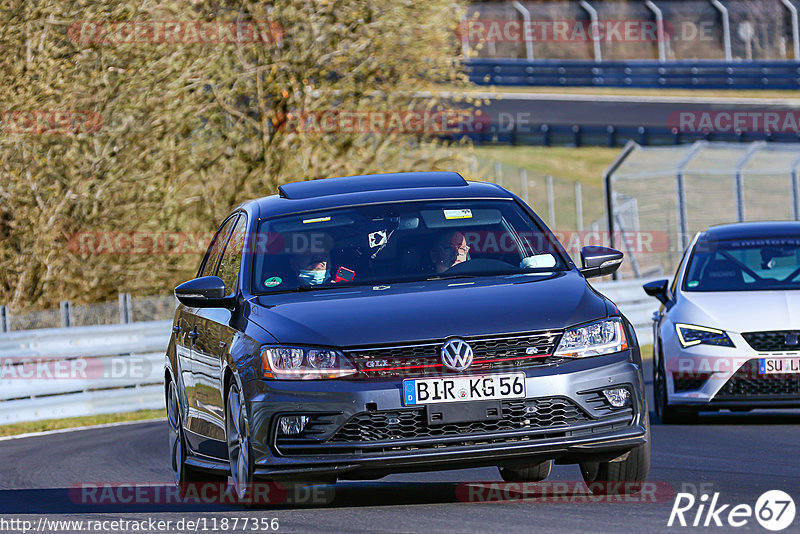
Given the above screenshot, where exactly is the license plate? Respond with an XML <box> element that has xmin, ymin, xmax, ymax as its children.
<box><xmin>403</xmin><ymin>373</ymin><xmax>526</xmax><ymax>405</ymax></box>
<box><xmin>758</xmin><ymin>358</ymin><xmax>800</xmax><ymax>374</ymax></box>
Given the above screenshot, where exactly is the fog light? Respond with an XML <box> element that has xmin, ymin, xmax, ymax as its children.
<box><xmin>278</xmin><ymin>415</ymin><xmax>309</xmax><ymax>435</ymax></box>
<box><xmin>603</xmin><ymin>388</ymin><xmax>631</xmax><ymax>408</ymax></box>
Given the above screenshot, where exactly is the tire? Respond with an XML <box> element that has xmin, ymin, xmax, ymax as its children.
<box><xmin>167</xmin><ymin>381</ymin><xmax>226</xmax><ymax>498</ymax></box>
<box><xmin>226</xmin><ymin>380</ymin><xmax>257</xmax><ymax>506</ymax></box>
<box><xmin>654</xmin><ymin>351</ymin><xmax>698</xmax><ymax>425</ymax></box>
<box><xmin>498</xmin><ymin>460</ymin><xmax>552</xmax><ymax>482</ymax></box>
<box><xmin>580</xmin><ymin>428</ymin><xmax>651</xmax><ymax>495</ymax></box>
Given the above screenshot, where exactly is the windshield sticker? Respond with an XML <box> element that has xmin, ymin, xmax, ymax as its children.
<box><xmin>443</xmin><ymin>209</ymin><xmax>472</xmax><ymax>220</ymax></box>
<box><xmin>302</xmin><ymin>216</ymin><xmax>331</xmax><ymax>224</ymax></box>
<box><xmin>264</xmin><ymin>276</ymin><xmax>282</xmax><ymax>288</ymax></box>
<box><xmin>687</xmin><ymin>280</ymin><xmax>699</xmax><ymax>288</ymax></box>
<box><xmin>369</xmin><ymin>230</ymin><xmax>387</xmax><ymax>248</ymax></box>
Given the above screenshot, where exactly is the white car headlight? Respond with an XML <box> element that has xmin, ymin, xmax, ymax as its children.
<box><xmin>554</xmin><ymin>318</ymin><xmax>629</xmax><ymax>358</ymax></box>
<box><xmin>675</xmin><ymin>323</ymin><xmax>735</xmax><ymax>348</ymax></box>
<box><xmin>261</xmin><ymin>346</ymin><xmax>358</xmax><ymax>379</ymax></box>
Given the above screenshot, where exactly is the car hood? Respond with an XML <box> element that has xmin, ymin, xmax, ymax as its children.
<box><xmin>251</xmin><ymin>271</ymin><xmax>607</xmax><ymax>347</ymax></box>
<box><xmin>677</xmin><ymin>290</ymin><xmax>800</xmax><ymax>333</ymax></box>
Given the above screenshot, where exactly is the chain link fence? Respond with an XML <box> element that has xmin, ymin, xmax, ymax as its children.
<box><xmin>465</xmin><ymin>0</ymin><xmax>798</xmax><ymax>61</ymax></box>
<box><xmin>0</xmin><ymin>295</ymin><xmax>177</xmax><ymax>332</ymax></box>
<box><xmin>606</xmin><ymin>140</ymin><xmax>800</xmax><ymax>279</ymax></box>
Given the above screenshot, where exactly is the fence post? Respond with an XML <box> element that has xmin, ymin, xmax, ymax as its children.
<box><xmin>575</xmin><ymin>182</ymin><xmax>584</xmax><ymax>231</ymax></box>
<box><xmin>546</xmin><ymin>175</ymin><xmax>556</xmax><ymax>228</ymax></box>
<box><xmin>60</xmin><ymin>301</ymin><xmax>73</xmax><ymax>328</ymax></box>
<box><xmin>710</xmin><ymin>0</ymin><xmax>732</xmax><ymax>62</ymax></box>
<box><xmin>495</xmin><ymin>161</ymin><xmax>503</xmax><ymax>187</ymax></box>
<box><xmin>0</xmin><ymin>306</ymin><xmax>9</xmax><ymax>333</ymax></box>
<box><xmin>792</xmin><ymin>158</ymin><xmax>800</xmax><ymax>220</ymax></box>
<box><xmin>520</xmin><ymin>168</ymin><xmax>529</xmax><ymax>203</ymax></box>
<box><xmin>119</xmin><ymin>293</ymin><xmax>133</xmax><ymax>324</ymax></box>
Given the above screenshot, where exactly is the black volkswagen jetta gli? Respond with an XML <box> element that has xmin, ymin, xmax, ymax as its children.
<box><xmin>165</xmin><ymin>172</ymin><xmax>649</xmax><ymax>502</ymax></box>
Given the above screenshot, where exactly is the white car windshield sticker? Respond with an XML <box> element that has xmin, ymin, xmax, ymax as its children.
<box><xmin>443</xmin><ymin>209</ymin><xmax>472</xmax><ymax>220</ymax></box>
<box><xmin>369</xmin><ymin>230</ymin><xmax>387</xmax><ymax>248</ymax></box>
<box><xmin>264</xmin><ymin>276</ymin><xmax>282</xmax><ymax>287</ymax></box>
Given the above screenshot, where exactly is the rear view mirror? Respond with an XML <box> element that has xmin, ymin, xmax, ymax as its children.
<box><xmin>579</xmin><ymin>246</ymin><xmax>623</xmax><ymax>278</ymax></box>
<box><xmin>643</xmin><ymin>278</ymin><xmax>670</xmax><ymax>305</ymax></box>
<box><xmin>175</xmin><ymin>276</ymin><xmax>234</xmax><ymax>308</ymax></box>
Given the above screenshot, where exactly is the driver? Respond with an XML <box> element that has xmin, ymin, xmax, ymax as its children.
<box><xmin>291</xmin><ymin>251</ymin><xmax>331</xmax><ymax>286</ymax></box>
<box><xmin>430</xmin><ymin>231</ymin><xmax>469</xmax><ymax>274</ymax></box>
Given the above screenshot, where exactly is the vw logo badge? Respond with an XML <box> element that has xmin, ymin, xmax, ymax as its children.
<box><xmin>441</xmin><ymin>338</ymin><xmax>474</xmax><ymax>371</ymax></box>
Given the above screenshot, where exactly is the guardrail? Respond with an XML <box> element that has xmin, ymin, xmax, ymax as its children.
<box><xmin>0</xmin><ymin>282</ymin><xmax>657</xmax><ymax>424</ymax></box>
<box><xmin>0</xmin><ymin>321</ymin><xmax>170</xmax><ymax>424</ymax></box>
<box><xmin>466</xmin><ymin>59</ymin><xmax>800</xmax><ymax>90</ymax></box>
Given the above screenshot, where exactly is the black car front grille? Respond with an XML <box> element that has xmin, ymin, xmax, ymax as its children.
<box><xmin>345</xmin><ymin>330</ymin><xmax>563</xmax><ymax>378</ymax></box>
<box><xmin>742</xmin><ymin>330</ymin><xmax>800</xmax><ymax>352</ymax></box>
<box><xmin>274</xmin><ymin>396</ymin><xmax>635</xmax><ymax>456</ymax></box>
<box><xmin>714</xmin><ymin>360</ymin><xmax>800</xmax><ymax>399</ymax></box>
<box><xmin>331</xmin><ymin>398</ymin><xmax>587</xmax><ymax>442</ymax></box>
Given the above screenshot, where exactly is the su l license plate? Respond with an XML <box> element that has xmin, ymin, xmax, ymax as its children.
<box><xmin>759</xmin><ymin>357</ymin><xmax>800</xmax><ymax>374</ymax></box>
<box><xmin>403</xmin><ymin>373</ymin><xmax>526</xmax><ymax>406</ymax></box>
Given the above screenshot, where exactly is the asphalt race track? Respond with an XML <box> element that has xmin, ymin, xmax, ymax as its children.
<box><xmin>475</xmin><ymin>92</ymin><xmax>800</xmax><ymax>129</ymax></box>
<box><xmin>1</xmin><ymin>361</ymin><xmax>799</xmax><ymax>534</ymax></box>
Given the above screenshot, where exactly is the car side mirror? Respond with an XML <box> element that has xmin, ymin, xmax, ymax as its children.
<box><xmin>175</xmin><ymin>276</ymin><xmax>234</xmax><ymax>309</ymax></box>
<box><xmin>643</xmin><ymin>278</ymin><xmax>670</xmax><ymax>305</ymax></box>
<box><xmin>579</xmin><ymin>246</ymin><xmax>623</xmax><ymax>278</ymax></box>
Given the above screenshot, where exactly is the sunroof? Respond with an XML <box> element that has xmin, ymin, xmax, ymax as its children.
<box><xmin>278</xmin><ymin>172</ymin><xmax>468</xmax><ymax>200</ymax></box>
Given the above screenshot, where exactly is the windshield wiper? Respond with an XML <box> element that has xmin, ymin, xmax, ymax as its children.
<box><xmin>424</xmin><ymin>274</ymin><xmax>479</xmax><ymax>281</ymax></box>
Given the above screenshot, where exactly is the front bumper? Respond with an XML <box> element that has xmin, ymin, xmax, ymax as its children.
<box><xmin>662</xmin><ymin>335</ymin><xmax>800</xmax><ymax>408</ymax></box>
<box><xmin>241</xmin><ymin>352</ymin><xmax>647</xmax><ymax>480</ymax></box>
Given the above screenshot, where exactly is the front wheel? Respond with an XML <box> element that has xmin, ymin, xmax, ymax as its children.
<box><xmin>498</xmin><ymin>460</ymin><xmax>552</xmax><ymax>482</ymax></box>
<box><xmin>654</xmin><ymin>353</ymin><xmax>698</xmax><ymax>425</ymax></box>
<box><xmin>580</xmin><ymin>433</ymin><xmax>650</xmax><ymax>495</ymax></box>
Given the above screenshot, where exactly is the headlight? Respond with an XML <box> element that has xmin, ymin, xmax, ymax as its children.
<box><xmin>554</xmin><ymin>318</ymin><xmax>628</xmax><ymax>358</ymax></box>
<box><xmin>261</xmin><ymin>346</ymin><xmax>358</xmax><ymax>379</ymax></box>
<box><xmin>675</xmin><ymin>323</ymin><xmax>734</xmax><ymax>348</ymax></box>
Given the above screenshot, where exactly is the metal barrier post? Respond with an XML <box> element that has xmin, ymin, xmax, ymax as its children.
<box><xmin>60</xmin><ymin>301</ymin><xmax>73</xmax><ymax>328</ymax></box>
<box><xmin>119</xmin><ymin>293</ymin><xmax>133</xmax><ymax>324</ymax></box>
<box><xmin>791</xmin><ymin>154</ymin><xmax>800</xmax><ymax>220</ymax></box>
<box><xmin>644</xmin><ymin>0</ymin><xmax>667</xmax><ymax>62</ymax></box>
<box><xmin>546</xmin><ymin>175</ymin><xmax>556</xmax><ymax>228</ymax></box>
<box><xmin>580</xmin><ymin>1</ymin><xmax>603</xmax><ymax>62</ymax></box>
<box><xmin>733</xmin><ymin>142</ymin><xmax>764</xmax><ymax>222</ymax></box>
<box><xmin>520</xmin><ymin>168</ymin><xmax>529</xmax><ymax>203</ymax></box>
<box><xmin>511</xmin><ymin>1</ymin><xmax>534</xmax><ymax>61</ymax></box>
<box><xmin>575</xmin><ymin>182</ymin><xmax>584</xmax><ymax>231</ymax></box>
<box><xmin>781</xmin><ymin>0</ymin><xmax>800</xmax><ymax>61</ymax></box>
<box><xmin>0</xmin><ymin>306</ymin><xmax>9</xmax><ymax>333</ymax></box>
<box><xmin>710</xmin><ymin>0</ymin><xmax>732</xmax><ymax>61</ymax></box>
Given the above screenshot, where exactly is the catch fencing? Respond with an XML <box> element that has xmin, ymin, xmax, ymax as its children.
<box><xmin>605</xmin><ymin>140</ymin><xmax>800</xmax><ymax>279</ymax></box>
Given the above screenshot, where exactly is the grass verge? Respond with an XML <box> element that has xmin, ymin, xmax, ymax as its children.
<box><xmin>0</xmin><ymin>408</ymin><xmax>165</xmax><ymax>438</ymax></box>
<box><xmin>470</xmin><ymin>145</ymin><xmax>619</xmax><ymax>188</ymax></box>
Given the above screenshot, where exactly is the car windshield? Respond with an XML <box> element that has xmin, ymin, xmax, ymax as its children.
<box><xmin>683</xmin><ymin>237</ymin><xmax>800</xmax><ymax>292</ymax></box>
<box><xmin>250</xmin><ymin>199</ymin><xmax>568</xmax><ymax>294</ymax></box>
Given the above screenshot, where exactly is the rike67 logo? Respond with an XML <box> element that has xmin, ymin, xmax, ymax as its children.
<box><xmin>668</xmin><ymin>490</ymin><xmax>796</xmax><ymax>531</ymax></box>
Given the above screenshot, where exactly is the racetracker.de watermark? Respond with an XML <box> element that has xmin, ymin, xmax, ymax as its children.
<box><xmin>459</xmin><ymin>19</ymin><xmax>674</xmax><ymax>43</ymax></box>
<box><xmin>456</xmin><ymin>480</ymin><xmax>675</xmax><ymax>503</ymax></box>
<box><xmin>67</xmin><ymin>20</ymin><xmax>284</xmax><ymax>45</ymax></box>
<box><xmin>668</xmin><ymin>110</ymin><xmax>800</xmax><ymax>134</ymax></box>
<box><xmin>274</xmin><ymin>110</ymin><xmax>490</xmax><ymax>134</ymax></box>
<box><xmin>70</xmin><ymin>482</ymin><xmax>334</xmax><ymax>506</ymax></box>
<box><xmin>0</xmin><ymin>111</ymin><xmax>102</xmax><ymax>135</ymax></box>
